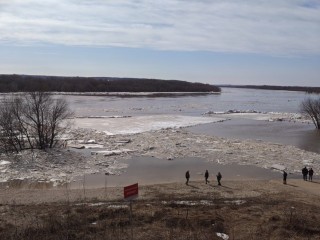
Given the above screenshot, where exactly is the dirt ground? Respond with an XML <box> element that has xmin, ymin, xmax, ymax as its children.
<box><xmin>0</xmin><ymin>178</ymin><xmax>319</xmax><ymax>239</ymax></box>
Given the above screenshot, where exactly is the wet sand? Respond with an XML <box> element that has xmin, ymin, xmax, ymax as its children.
<box><xmin>1</xmin><ymin>178</ymin><xmax>319</xmax><ymax>205</ymax></box>
<box><xmin>70</xmin><ymin>156</ymin><xmax>300</xmax><ymax>189</ymax></box>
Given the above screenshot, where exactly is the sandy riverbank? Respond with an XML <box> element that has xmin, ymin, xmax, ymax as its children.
<box><xmin>0</xmin><ymin>178</ymin><xmax>319</xmax><ymax>239</ymax></box>
<box><xmin>0</xmin><ymin>178</ymin><xmax>319</xmax><ymax>205</ymax></box>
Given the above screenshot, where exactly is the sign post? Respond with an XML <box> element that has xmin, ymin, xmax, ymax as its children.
<box><xmin>124</xmin><ymin>183</ymin><xmax>138</xmax><ymax>240</ymax></box>
<box><xmin>104</xmin><ymin>173</ymin><xmax>108</xmax><ymax>200</ymax></box>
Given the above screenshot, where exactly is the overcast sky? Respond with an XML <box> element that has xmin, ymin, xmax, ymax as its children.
<box><xmin>0</xmin><ymin>0</ymin><xmax>319</xmax><ymax>86</ymax></box>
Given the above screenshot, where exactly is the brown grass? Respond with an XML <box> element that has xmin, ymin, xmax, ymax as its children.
<box><xmin>0</xmin><ymin>193</ymin><xmax>320</xmax><ymax>240</ymax></box>
<box><xmin>1</xmin><ymin>179</ymin><xmax>320</xmax><ymax>239</ymax></box>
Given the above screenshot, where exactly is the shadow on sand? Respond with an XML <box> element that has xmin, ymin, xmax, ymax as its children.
<box><xmin>309</xmin><ymin>180</ymin><xmax>320</xmax><ymax>185</ymax></box>
<box><xmin>285</xmin><ymin>183</ymin><xmax>298</xmax><ymax>187</ymax></box>
<box><xmin>219</xmin><ymin>185</ymin><xmax>233</xmax><ymax>189</ymax></box>
<box><xmin>186</xmin><ymin>184</ymin><xmax>199</xmax><ymax>189</ymax></box>
<box><xmin>207</xmin><ymin>184</ymin><xmax>233</xmax><ymax>189</ymax></box>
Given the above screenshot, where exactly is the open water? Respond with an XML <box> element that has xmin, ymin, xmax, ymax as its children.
<box><xmin>67</xmin><ymin>87</ymin><xmax>312</xmax><ymax>117</ymax></box>
<box><xmin>66</xmin><ymin>88</ymin><xmax>320</xmax><ymax>153</ymax></box>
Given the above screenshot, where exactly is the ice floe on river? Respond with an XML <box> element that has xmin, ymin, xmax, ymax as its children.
<box><xmin>76</xmin><ymin>110</ymin><xmax>296</xmax><ymax>135</ymax></box>
<box><xmin>74</xmin><ymin>114</ymin><xmax>227</xmax><ymax>135</ymax></box>
<box><xmin>204</xmin><ymin>109</ymin><xmax>311</xmax><ymax>124</ymax></box>
<box><xmin>0</xmin><ymin>110</ymin><xmax>319</xmax><ymax>187</ymax></box>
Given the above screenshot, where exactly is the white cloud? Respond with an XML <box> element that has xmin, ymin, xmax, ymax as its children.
<box><xmin>0</xmin><ymin>0</ymin><xmax>319</xmax><ymax>55</ymax></box>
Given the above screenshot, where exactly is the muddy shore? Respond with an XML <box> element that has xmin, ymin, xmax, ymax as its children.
<box><xmin>0</xmin><ymin>178</ymin><xmax>319</xmax><ymax>205</ymax></box>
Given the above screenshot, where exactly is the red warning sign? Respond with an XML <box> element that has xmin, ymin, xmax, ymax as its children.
<box><xmin>124</xmin><ymin>183</ymin><xmax>138</xmax><ymax>199</ymax></box>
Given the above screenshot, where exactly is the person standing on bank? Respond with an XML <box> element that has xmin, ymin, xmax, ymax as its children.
<box><xmin>302</xmin><ymin>166</ymin><xmax>308</xmax><ymax>181</ymax></box>
<box><xmin>217</xmin><ymin>172</ymin><xmax>222</xmax><ymax>186</ymax></box>
<box><xmin>185</xmin><ymin>170</ymin><xmax>190</xmax><ymax>185</ymax></box>
<box><xmin>205</xmin><ymin>170</ymin><xmax>209</xmax><ymax>184</ymax></box>
<box><xmin>308</xmin><ymin>168</ymin><xmax>314</xmax><ymax>181</ymax></box>
<box><xmin>283</xmin><ymin>170</ymin><xmax>287</xmax><ymax>184</ymax></box>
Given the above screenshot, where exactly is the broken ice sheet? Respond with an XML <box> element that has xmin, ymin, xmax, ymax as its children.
<box><xmin>74</xmin><ymin>115</ymin><xmax>226</xmax><ymax>135</ymax></box>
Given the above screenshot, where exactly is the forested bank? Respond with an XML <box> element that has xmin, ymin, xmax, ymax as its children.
<box><xmin>0</xmin><ymin>75</ymin><xmax>220</xmax><ymax>93</ymax></box>
<box><xmin>220</xmin><ymin>85</ymin><xmax>320</xmax><ymax>94</ymax></box>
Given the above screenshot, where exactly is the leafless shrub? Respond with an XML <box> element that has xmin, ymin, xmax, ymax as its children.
<box><xmin>0</xmin><ymin>92</ymin><xmax>73</xmax><ymax>153</ymax></box>
<box><xmin>300</xmin><ymin>97</ymin><xmax>320</xmax><ymax>129</ymax></box>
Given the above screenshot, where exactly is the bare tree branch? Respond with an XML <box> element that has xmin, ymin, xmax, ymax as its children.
<box><xmin>0</xmin><ymin>92</ymin><xmax>73</xmax><ymax>153</ymax></box>
<box><xmin>300</xmin><ymin>97</ymin><xmax>320</xmax><ymax>129</ymax></box>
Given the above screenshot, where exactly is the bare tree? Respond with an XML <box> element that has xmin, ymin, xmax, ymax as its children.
<box><xmin>47</xmin><ymin>98</ymin><xmax>73</xmax><ymax>148</ymax></box>
<box><xmin>300</xmin><ymin>97</ymin><xmax>320</xmax><ymax>129</ymax></box>
<box><xmin>0</xmin><ymin>92</ymin><xmax>73</xmax><ymax>152</ymax></box>
<box><xmin>0</xmin><ymin>99</ymin><xmax>24</xmax><ymax>152</ymax></box>
<box><xmin>22</xmin><ymin>92</ymin><xmax>53</xmax><ymax>149</ymax></box>
<box><xmin>11</xmin><ymin>97</ymin><xmax>34</xmax><ymax>149</ymax></box>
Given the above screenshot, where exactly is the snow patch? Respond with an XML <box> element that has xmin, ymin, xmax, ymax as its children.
<box><xmin>0</xmin><ymin>160</ymin><xmax>11</xmax><ymax>165</ymax></box>
<box><xmin>216</xmin><ymin>232</ymin><xmax>229</xmax><ymax>240</ymax></box>
<box><xmin>224</xmin><ymin>200</ymin><xmax>246</xmax><ymax>205</ymax></box>
<box><xmin>88</xmin><ymin>202</ymin><xmax>106</xmax><ymax>207</ymax></box>
<box><xmin>162</xmin><ymin>200</ymin><xmax>214</xmax><ymax>206</ymax></box>
<box><xmin>107</xmin><ymin>205</ymin><xmax>128</xmax><ymax>209</ymax></box>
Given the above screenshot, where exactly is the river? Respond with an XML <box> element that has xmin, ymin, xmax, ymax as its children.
<box><xmin>65</xmin><ymin>88</ymin><xmax>320</xmax><ymax>153</ymax></box>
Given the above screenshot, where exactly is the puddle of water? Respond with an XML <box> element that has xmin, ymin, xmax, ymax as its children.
<box><xmin>69</xmin><ymin>156</ymin><xmax>300</xmax><ymax>189</ymax></box>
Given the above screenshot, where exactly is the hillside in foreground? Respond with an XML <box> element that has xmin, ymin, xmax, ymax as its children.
<box><xmin>0</xmin><ymin>74</ymin><xmax>220</xmax><ymax>93</ymax></box>
<box><xmin>1</xmin><ymin>179</ymin><xmax>319</xmax><ymax>239</ymax></box>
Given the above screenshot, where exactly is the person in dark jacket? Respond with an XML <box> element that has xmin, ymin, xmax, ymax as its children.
<box><xmin>283</xmin><ymin>170</ymin><xmax>287</xmax><ymax>184</ymax></box>
<box><xmin>185</xmin><ymin>170</ymin><xmax>190</xmax><ymax>185</ymax></box>
<box><xmin>217</xmin><ymin>172</ymin><xmax>222</xmax><ymax>186</ymax></box>
<box><xmin>302</xmin><ymin>166</ymin><xmax>308</xmax><ymax>181</ymax></box>
<box><xmin>205</xmin><ymin>170</ymin><xmax>209</xmax><ymax>184</ymax></box>
<box><xmin>308</xmin><ymin>168</ymin><xmax>314</xmax><ymax>181</ymax></box>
